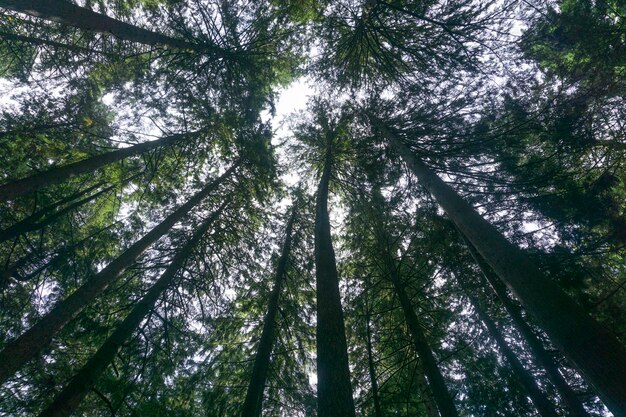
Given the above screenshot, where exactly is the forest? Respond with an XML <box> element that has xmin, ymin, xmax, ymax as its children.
<box><xmin>0</xmin><ymin>0</ymin><xmax>624</xmax><ymax>416</ymax></box>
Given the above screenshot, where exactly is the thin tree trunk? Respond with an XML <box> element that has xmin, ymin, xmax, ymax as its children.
<box><xmin>38</xmin><ymin>200</ymin><xmax>229</xmax><ymax>417</ymax></box>
<box><xmin>315</xmin><ymin>143</ymin><xmax>356</xmax><ymax>417</ymax></box>
<box><xmin>0</xmin><ymin>0</ymin><xmax>197</xmax><ymax>50</ymax></box>
<box><xmin>0</xmin><ymin>130</ymin><xmax>198</xmax><ymax>201</ymax></box>
<box><xmin>369</xmin><ymin>186</ymin><xmax>458</xmax><ymax>417</ymax></box>
<box><xmin>465</xmin><ymin>289</ymin><xmax>560</xmax><ymax>417</ymax></box>
<box><xmin>364</xmin><ymin>291</ymin><xmax>383</xmax><ymax>417</ymax></box>
<box><xmin>0</xmin><ymin>163</ymin><xmax>237</xmax><ymax>384</ymax></box>
<box><xmin>414</xmin><ymin>359</ymin><xmax>440</xmax><ymax>417</ymax></box>
<box><xmin>240</xmin><ymin>203</ymin><xmax>298</xmax><ymax>417</ymax></box>
<box><xmin>380</xmin><ymin>125</ymin><xmax>626</xmax><ymax>415</ymax></box>
<box><xmin>462</xmin><ymin>235</ymin><xmax>591</xmax><ymax>417</ymax></box>
<box><xmin>0</xmin><ymin>220</ymin><xmax>121</xmax><ymax>287</ymax></box>
<box><xmin>387</xmin><ymin>268</ymin><xmax>460</xmax><ymax>417</ymax></box>
<box><xmin>0</xmin><ymin>30</ymin><xmax>113</xmax><ymax>56</ymax></box>
<box><xmin>0</xmin><ymin>173</ymin><xmax>137</xmax><ymax>243</ymax></box>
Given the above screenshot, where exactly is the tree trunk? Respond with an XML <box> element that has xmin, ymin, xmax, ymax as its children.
<box><xmin>0</xmin><ymin>174</ymin><xmax>137</xmax><ymax>243</ymax></box>
<box><xmin>388</xmin><ymin>268</ymin><xmax>460</xmax><ymax>417</ymax></box>
<box><xmin>414</xmin><ymin>359</ymin><xmax>440</xmax><ymax>417</ymax></box>
<box><xmin>465</xmin><ymin>289</ymin><xmax>560</xmax><ymax>417</ymax></box>
<box><xmin>0</xmin><ymin>130</ymin><xmax>198</xmax><ymax>201</ymax></box>
<box><xmin>315</xmin><ymin>143</ymin><xmax>356</xmax><ymax>417</ymax></box>
<box><xmin>0</xmin><ymin>163</ymin><xmax>237</xmax><ymax>384</ymax></box>
<box><xmin>364</xmin><ymin>291</ymin><xmax>383</xmax><ymax>417</ymax></box>
<box><xmin>381</xmin><ymin>125</ymin><xmax>626</xmax><ymax>415</ymax></box>
<box><xmin>0</xmin><ymin>30</ymin><xmax>113</xmax><ymax>56</ymax></box>
<box><xmin>462</xmin><ymin>235</ymin><xmax>591</xmax><ymax>417</ymax></box>
<box><xmin>38</xmin><ymin>201</ymin><xmax>228</xmax><ymax>417</ymax></box>
<box><xmin>0</xmin><ymin>0</ymin><xmax>196</xmax><ymax>50</ymax></box>
<box><xmin>241</xmin><ymin>203</ymin><xmax>298</xmax><ymax>417</ymax></box>
<box><xmin>0</xmin><ymin>221</ymin><xmax>120</xmax><ymax>288</ymax></box>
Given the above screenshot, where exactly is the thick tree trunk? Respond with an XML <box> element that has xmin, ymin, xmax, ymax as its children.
<box><xmin>462</xmin><ymin>235</ymin><xmax>591</xmax><ymax>417</ymax></box>
<box><xmin>0</xmin><ymin>163</ymin><xmax>237</xmax><ymax>384</ymax></box>
<box><xmin>315</xmin><ymin>144</ymin><xmax>356</xmax><ymax>417</ymax></box>
<box><xmin>466</xmin><ymin>290</ymin><xmax>560</xmax><ymax>417</ymax></box>
<box><xmin>388</xmin><ymin>268</ymin><xmax>460</xmax><ymax>417</ymax></box>
<box><xmin>381</xmin><ymin>128</ymin><xmax>626</xmax><ymax>415</ymax></box>
<box><xmin>240</xmin><ymin>203</ymin><xmax>298</xmax><ymax>417</ymax></box>
<box><xmin>0</xmin><ymin>0</ymin><xmax>196</xmax><ymax>50</ymax></box>
<box><xmin>38</xmin><ymin>201</ymin><xmax>228</xmax><ymax>417</ymax></box>
<box><xmin>0</xmin><ymin>130</ymin><xmax>197</xmax><ymax>201</ymax></box>
<box><xmin>364</xmin><ymin>294</ymin><xmax>383</xmax><ymax>417</ymax></box>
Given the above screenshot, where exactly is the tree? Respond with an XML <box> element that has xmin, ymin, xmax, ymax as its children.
<box><xmin>240</xmin><ymin>200</ymin><xmax>298</xmax><ymax>417</ymax></box>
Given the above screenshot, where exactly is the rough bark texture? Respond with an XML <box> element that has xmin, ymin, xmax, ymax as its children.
<box><xmin>0</xmin><ymin>0</ymin><xmax>195</xmax><ymax>49</ymax></box>
<box><xmin>382</xmin><ymin>127</ymin><xmax>626</xmax><ymax>416</ymax></box>
<box><xmin>466</xmin><ymin>291</ymin><xmax>560</xmax><ymax>417</ymax></box>
<box><xmin>0</xmin><ymin>130</ymin><xmax>196</xmax><ymax>201</ymax></box>
<box><xmin>240</xmin><ymin>203</ymin><xmax>297</xmax><ymax>417</ymax></box>
<box><xmin>462</xmin><ymin>235</ymin><xmax>591</xmax><ymax>417</ymax></box>
<box><xmin>315</xmin><ymin>144</ymin><xmax>356</xmax><ymax>417</ymax></box>
<box><xmin>38</xmin><ymin>201</ymin><xmax>228</xmax><ymax>417</ymax></box>
<box><xmin>0</xmin><ymin>163</ymin><xmax>237</xmax><ymax>384</ymax></box>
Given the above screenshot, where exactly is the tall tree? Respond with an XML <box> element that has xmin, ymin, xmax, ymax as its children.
<box><xmin>0</xmin><ymin>163</ymin><xmax>237</xmax><ymax>384</ymax></box>
<box><xmin>375</xmin><ymin>122</ymin><xmax>626</xmax><ymax>415</ymax></box>
<box><xmin>240</xmin><ymin>200</ymin><xmax>298</xmax><ymax>417</ymax></box>
<box><xmin>461</xmin><ymin>234</ymin><xmax>591</xmax><ymax>417</ymax></box>
<box><xmin>0</xmin><ymin>130</ymin><xmax>201</xmax><ymax>201</ymax></box>
<box><xmin>314</xmin><ymin>123</ymin><xmax>356</xmax><ymax>417</ymax></box>
<box><xmin>37</xmin><ymin>199</ymin><xmax>229</xmax><ymax>417</ymax></box>
<box><xmin>0</xmin><ymin>0</ymin><xmax>203</xmax><ymax>51</ymax></box>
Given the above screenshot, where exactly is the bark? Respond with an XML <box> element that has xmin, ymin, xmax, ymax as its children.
<box><xmin>315</xmin><ymin>143</ymin><xmax>356</xmax><ymax>417</ymax></box>
<box><xmin>0</xmin><ymin>163</ymin><xmax>237</xmax><ymax>384</ymax></box>
<box><xmin>388</xmin><ymin>268</ymin><xmax>459</xmax><ymax>417</ymax></box>
<box><xmin>462</xmin><ymin>235</ymin><xmax>591</xmax><ymax>417</ymax></box>
<box><xmin>380</xmin><ymin>126</ymin><xmax>626</xmax><ymax>416</ymax></box>
<box><xmin>0</xmin><ymin>130</ymin><xmax>198</xmax><ymax>201</ymax></box>
<box><xmin>38</xmin><ymin>201</ymin><xmax>228</xmax><ymax>417</ymax></box>
<box><xmin>240</xmin><ymin>203</ymin><xmax>298</xmax><ymax>417</ymax></box>
<box><xmin>0</xmin><ymin>0</ymin><xmax>197</xmax><ymax>50</ymax></box>
<box><xmin>466</xmin><ymin>290</ymin><xmax>560</xmax><ymax>417</ymax></box>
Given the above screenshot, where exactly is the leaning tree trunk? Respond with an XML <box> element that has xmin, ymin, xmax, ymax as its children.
<box><xmin>462</xmin><ymin>235</ymin><xmax>591</xmax><ymax>417</ymax></box>
<box><xmin>0</xmin><ymin>130</ymin><xmax>199</xmax><ymax>201</ymax></box>
<box><xmin>0</xmin><ymin>30</ymin><xmax>114</xmax><ymax>56</ymax></box>
<box><xmin>314</xmin><ymin>144</ymin><xmax>356</xmax><ymax>417</ymax></box>
<box><xmin>240</xmin><ymin>203</ymin><xmax>298</xmax><ymax>417</ymax></box>
<box><xmin>0</xmin><ymin>220</ymin><xmax>120</xmax><ymax>287</ymax></box>
<box><xmin>380</xmin><ymin>125</ymin><xmax>626</xmax><ymax>415</ymax></box>
<box><xmin>0</xmin><ymin>0</ymin><xmax>197</xmax><ymax>50</ymax></box>
<box><xmin>0</xmin><ymin>162</ymin><xmax>237</xmax><ymax>384</ymax></box>
<box><xmin>387</xmin><ymin>265</ymin><xmax>460</xmax><ymax>417</ymax></box>
<box><xmin>38</xmin><ymin>200</ymin><xmax>229</xmax><ymax>417</ymax></box>
<box><xmin>0</xmin><ymin>173</ymin><xmax>138</xmax><ymax>243</ymax></box>
<box><xmin>465</xmin><ymin>288</ymin><xmax>560</xmax><ymax>417</ymax></box>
